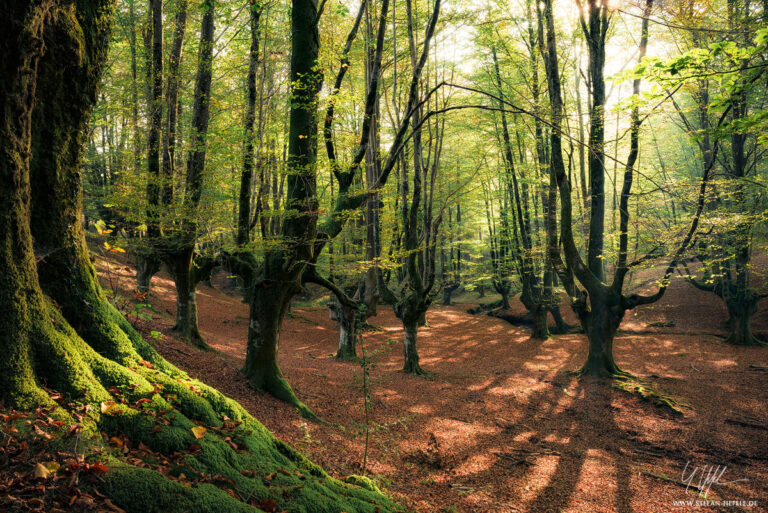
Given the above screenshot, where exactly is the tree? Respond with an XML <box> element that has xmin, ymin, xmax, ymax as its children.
<box><xmin>666</xmin><ymin>2</ymin><xmax>768</xmax><ymax>346</ymax></box>
<box><xmin>164</xmin><ymin>0</ymin><xmax>217</xmax><ymax>348</ymax></box>
<box><xmin>540</xmin><ymin>0</ymin><xmax>709</xmax><ymax>378</ymax></box>
<box><xmin>376</xmin><ymin>0</ymin><xmax>446</xmax><ymax>375</ymax></box>
<box><xmin>135</xmin><ymin>0</ymin><xmax>164</xmax><ymax>293</ymax></box>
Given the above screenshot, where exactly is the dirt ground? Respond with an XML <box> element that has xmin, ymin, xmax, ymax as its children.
<box><xmin>96</xmin><ymin>258</ymin><xmax>768</xmax><ymax>513</ymax></box>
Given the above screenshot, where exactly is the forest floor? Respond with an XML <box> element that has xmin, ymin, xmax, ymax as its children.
<box><xmin>94</xmin><ymin>256</ymin><xmax>768</xmax><ymax>513</ymax></box>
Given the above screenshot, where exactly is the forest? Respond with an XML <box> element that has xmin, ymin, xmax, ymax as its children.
<box><xmin>1</xmin><ymin>0</ymin><xmax>767</xmax><ymax>511</ymax></box>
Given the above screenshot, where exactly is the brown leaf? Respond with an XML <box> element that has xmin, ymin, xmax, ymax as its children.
<box><xmin>32</xmin><ymin>425</ymin><xmax>51</xmax><ymax>440</ymax></box>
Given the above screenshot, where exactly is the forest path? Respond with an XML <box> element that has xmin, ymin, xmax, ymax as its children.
<box><xmin>97</xmin><ymin>259</ymin><xmax>768</xmax><ymax>513</ymax></box>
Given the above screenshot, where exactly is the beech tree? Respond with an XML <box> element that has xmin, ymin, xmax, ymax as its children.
<box><xmin>539</xmin><ymin>0</ymin><xmax>710</xmax><ymax>378</ymax></box>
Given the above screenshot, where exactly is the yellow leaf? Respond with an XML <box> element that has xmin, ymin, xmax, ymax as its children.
<box><xmin>191</xmin><ymin>426</ymin><xmax>207</xmax><ymax>439</ymax></box>
<box><xmin>100</xmin><ymin>401</ymin><xmax>118</xmax><ymax>414</ymax></box>
<box><xmin>33</xmin><ymin>463</ymin><xmax>50</xmax><ymax>479</ymax></box>
<box><xmin>43</xmin><ymin>461</ymin><xmax>60</xmax><ymax>473</ymax></box>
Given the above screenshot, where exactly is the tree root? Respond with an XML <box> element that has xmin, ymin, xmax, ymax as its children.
<box><xmin>724</xmin><ymin>333</ymin><xmax>767</xmax><ymax>347</ymax></box>
<box><xmin>612</xmin><ymin>377</ymin><xmax>690</xmax><ymax>416</ymax></box>
<box><xmin>246</xmin><ymin>373</ymin><xmax>322</xmax><ymax>422</ymax></box>
<box><xmin>403</xmin><ymin>364</ymin><xmax>429</xmax><ymax>377</ymax></box>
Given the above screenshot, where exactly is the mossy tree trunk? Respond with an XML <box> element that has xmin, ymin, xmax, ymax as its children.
<box><xmin>243</xmin><ymin>0</ymin><xmax>321</xmax><ymax>418</ymax></box>
<box><xmin>29</xmin><ymin>0</ymin><xmax>163</xmax><ymax>367</ymax></box>
<box><xmin>0</xmin><ymin>2</ymin><xmax>62</xmax><ymax>409</ymax></box>
<box><xmin>244</xmin><ymin>272</ymin><xmax>316</xmax><ymax>418</ymax></box>
<box><xmin>4</xmin><ymin>0</ymin><xmax>162</xmax><ymax>411</ymax></box>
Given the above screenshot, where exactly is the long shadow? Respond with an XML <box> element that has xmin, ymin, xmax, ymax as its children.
<box><xmin>519</xmin><ymin>381</ymin><xmax>634</xmax><ymax>513</ymax></box>
<box><xmin>401</xmin><ymin>369</ymin><xmax>637</xmax><ymax>513</ymax></box>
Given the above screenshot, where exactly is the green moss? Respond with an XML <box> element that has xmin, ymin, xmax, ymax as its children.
<box><xmin>100</xmin><ymin>465</ymin><xmax>258</xmax><ymax>513</ymax></box>
<box><xmin>612</xmin><ymin>378</ymin><xmax>690</xmax><ymax>416</ymax></box>
<box><xmin>344</xmin><ymin>475</ymin><xmax>381</xmax><ymax>494</ymax></box>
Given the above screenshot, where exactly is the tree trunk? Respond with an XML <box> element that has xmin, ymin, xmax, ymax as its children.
<box><xmin>167</xmin><ymin>249</ymin><xmax>207</xmax><ymax>349</ymax></box>
<box><xmin>442</xmin><ymin>283</ymin><xmax>458</xmax><ymax>306</ymax></box>
<box><xmin>579</xmin><ymin>294</ymin><xmax>625</xmax><ymax>378</ymax></box>
<box><xmin>166</xmin><ymin>0</ymin><xmax>215</xmax><ymax>347</ymax></box>
<box><xmin>500</xmin><ymin>290</ymin><xmax>511</xmax><ymax>310</ymax></box>
<box><xmin>335</xmin><ymin>300</ymin><xmax>358</xmax><ymax>360</ymax></box>
<box><xmin>136</xmin><ymin>0</ymin><xmax>164</xmax><ymax>294</ymax></box>
<box><xmin>725</xmin><ymin>296</ymin><xmax>763</xmax><ymax>346</ymax></box>
<box><xmin>3</xmin><ymin>0</ymin><xmax>165</xmax><ymax>409</ymax></box>
<box><xmin>237</xmin><ymin>2</ymin><xmax>261</xmax><ymax>247</ymax></box>
<box><xmin>161</xmin><ymin>0</ymin><xmax>188</xmax><ymax>205</ymax></box>
<box><xmin>531</xmin><ymin>304</ymin><xmax>549</xmax><ymax>340</ymax></box>
<box><xmin>135</xmin><ymin>254</ymin><xmax>161</xmax><ymax>295</ymax></box>
<box><xmin>244</xmin><ymin>282</ymin><xmax>316</xmax><ymax>418</ymax></box>
<box><xmin>363</xmin><ymin>8</ymin><xmax>381</xmax><ymax>318</ymax></box>
<box><xmin>242</xmin><ymin>0</ymin><xmax>322</xmax><ymax>416</ymax></box>
<box><xmin>402</xmin><ymin>318</ymin><xmax>425</xmax><ymax>375</ymax></box>
<box><xmin>548</xmin><ymin>305</ymin><xmax>570</xmax><ymax>334</ymax></box>
<box><xmin>29</xmin><ymin>0</ymin><xmax>165</xmax><ymax>367</ymax></box>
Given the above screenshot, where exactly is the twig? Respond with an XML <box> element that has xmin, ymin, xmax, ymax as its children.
<box><xmin>492</xmin><ymin>452</ymin><xmax>533</xmax><ymax>466</ymax></box>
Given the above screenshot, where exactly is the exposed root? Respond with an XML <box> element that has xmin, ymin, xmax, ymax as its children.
<box><xmin>549</xmin><ymin>322</ymin><xmax>579</xmax><ymax>335</ymax></box>
<box><xmin>724</xmin><ymin>334</ymin><xmax>767</xmax><ymax>347</ymax></box>
<box><xmin>335</xmin><ymin>352</ymin><xmax>360</xmax><ymax>362</ymax></box>
<box><xmin>568</xmin><ymin>366</ymin><xmax>635</xmax><ymax>382</ymax></box>
<box><xmin>403</xmin><ymin>364</ymin><xmax>430</xmax><ymax>378</ymax></box>
<box><xmin>246</xmin><ymin>374</ymin><xmax>321</xmax><ymax>423</ymax></box>
<box><xmin>612</xmin><ymin>377</ymin><xmax>690</xmax><ymax>416</ymax></box>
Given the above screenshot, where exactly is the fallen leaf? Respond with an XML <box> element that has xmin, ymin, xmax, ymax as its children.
<box><xmin>191</xmin><ymin>426</ymin><xmax>207</xmax><ymax>439</ymax></box>
<box><xmin>100</xmin><ymin>401</ymin><xmax>118</xmax><ymax>414</ymax></box>
<box><xmin>32</xmin><ymin>463</ymin><xmax>50</xmax><ymax>479</ymax></box>
<box><xmin>89</xmin><ymin>461</ymin><xmax>109</xmax><ymax>474</ymax></box>
<box><xmin>32</xmin><ymin>425</ymin><xmax>51</xmax><ymax>440</ymax></box>
<box><xmin>43</xmin><ymin>461</ymin><xmax>60</xmax><ymax>473</ymax></box>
